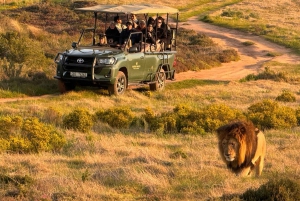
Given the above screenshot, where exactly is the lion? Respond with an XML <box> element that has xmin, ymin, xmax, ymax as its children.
<box><xmin>216</xmin><ymin>120</ymin><xmax>266</xmax><ymax>177</ymax></box>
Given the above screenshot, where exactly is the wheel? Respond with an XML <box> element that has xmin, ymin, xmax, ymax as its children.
<box><xmin>149</xmin><ymin>68</ymin><xmax>165</xmax><ymax>91</ymax></box>
<box><xmin>108</xmin><ymin>71</ymin><xmax>127</xmax><ymax>96</ymax></box>
<box><xmin>58</xmin><ymin>80</ymin><xmax>75</xmax><ymax>93</ymax></box>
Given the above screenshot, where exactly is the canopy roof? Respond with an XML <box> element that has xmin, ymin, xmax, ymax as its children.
<box><xmin>75</xmin><ymin>4</ymin><xmax>179</xmax><ymax>14</ymax></box>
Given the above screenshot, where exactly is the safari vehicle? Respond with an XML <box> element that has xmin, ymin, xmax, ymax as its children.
<box><xmin>54</xmin><ymin>4</ymin><xmax>179</xmax><ymax>95</ymax></box>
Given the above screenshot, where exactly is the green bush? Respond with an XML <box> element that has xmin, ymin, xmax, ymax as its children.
<box><xmin>197</xmin><ymin>104</ymin><xmax>244</xmax><ymax>132</ymax></box>
<box><xmin>241</xmin><ymin>67</ymin><xmax>289</xmax><ymax>82</ymax></box>
<box><xmin>275</xmin><ymin>90</ymin><xmax>296</xmax><ymax>102</ymax></box>
<box><xmin>247</xmin><ymin>99</ymin><xmax>297</xmax><ymax>129</ymax></box>
<box><xmin>295</xmin><ymin>107</ymin><xmax>300</xmax><ymax>126</ymax></box>
<box><xmin>0</xmin><ymin>116</ymin><xmax>66</xmax><ymax>153</ymax></box>
<box><xmin>141</xmin><ymin>107</ymin><xmax>176</xmax><ymax>134</ymax></box>
<box><xmin>221</xmin><ymin>10</ymin><xmax>245</xmax><ymax>18</ymax></box>
<box><xmin>142</xmin><ymin>104</ymin><xmax>243</xmax><ymax>134</ymax></box>
<box><xmin>63</xmin><ymin>108</ymin><xmax>94</xmax><ymax>132</ymax></box>
<box><xmin>96</xmin><ymin>107</ymin><xmax>135</xmax><ymax>129</ymax></box>
<box><xmin>0</xmin><ymin>32</ymin><xmax>49</xmax><ymax>78</ymax></box>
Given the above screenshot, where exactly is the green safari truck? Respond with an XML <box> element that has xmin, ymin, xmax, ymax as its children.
<box><xmin>54</xmin><ymin>4</ymin><xmax>179</xmax><ymax>95</ymax></box>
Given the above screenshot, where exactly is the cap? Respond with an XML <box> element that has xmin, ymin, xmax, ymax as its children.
<box><xmin>126</xmin><ymin>21</ymin><xmax>132</xmax><ymax>25</ymax></box>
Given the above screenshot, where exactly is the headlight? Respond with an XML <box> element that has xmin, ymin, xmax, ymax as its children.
<box><xmin>97</xmin><ymin>57</ymin><xmax>116</xmax><ymax>65</ymax></box>
<box><xmin>54</xmin><ymin>53</ymin><xmax>64</xmax><ymax>63</ymax></box>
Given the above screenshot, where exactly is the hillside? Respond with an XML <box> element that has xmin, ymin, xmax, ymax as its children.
<box><xmin>0</xmin><ymin>1</ymin><xmax>300</xmax><ymax>200</ymax></box>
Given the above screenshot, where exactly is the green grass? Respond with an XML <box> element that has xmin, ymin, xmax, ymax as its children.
<box><xmin>178</xmin><ymin>0</ymin><xmax>243</xmax><ymax>22</ymax></box>
<box><xmin>202</xmin><ymin>7</ymin><xmax>300</xmax><ymax>54</ymax></box>
<box><xmin>165</xmin><ymin>79</ymin><xmax>227</xmax><ymax>90</ymax></box>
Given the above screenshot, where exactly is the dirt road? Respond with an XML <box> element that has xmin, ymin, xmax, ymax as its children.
<box><xmin>2</xmin><ymin>17</ymin><xmax>300</xmax><ymax>103</ymax></box>
<box><xmin>174</xmin><ymin>16</ymin><xmax>300</xmax><ymax>81</ymax></box>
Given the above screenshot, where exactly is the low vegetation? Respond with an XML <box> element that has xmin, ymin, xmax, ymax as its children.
<box><xmin>0</xmin><ymin>0</ymin><xmax>300</xmax><ymax>200</ymax></box>
<box><xmin>202</xmin><ymin>0</ymin><xmax>300</xmax><ymax>53</ymax></box>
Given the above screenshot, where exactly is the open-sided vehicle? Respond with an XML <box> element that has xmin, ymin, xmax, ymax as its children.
<box><xmin>54</xmin><ymin>4</ymin><xmax>179</xmax><ymax>95</ymax></box>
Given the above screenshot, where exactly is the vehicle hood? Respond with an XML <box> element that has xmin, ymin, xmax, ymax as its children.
<box><xmin>65</xmin><ymin>47</ymin><xmax>122</xmax><ymax>57</ymax></box>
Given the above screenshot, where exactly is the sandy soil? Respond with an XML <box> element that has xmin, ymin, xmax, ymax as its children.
<box><xmin>174</xmin><ymin>16</ymin><xmax>300</xmax><ymax>81</ymax></box>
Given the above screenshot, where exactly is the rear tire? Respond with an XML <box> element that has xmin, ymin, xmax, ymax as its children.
<box><xmin>149</xmin><ymin>68</ymin><xmax>165</xmax><ymax>91</ymax></box>
<box><xmin>58</xmin><ymin>80</ymin><xmax>75</xmax><ymax>93</ymax></box>
<box><xmin>108</xmin><ymin>71</ymin><xmax>127</xmax><ymax>96</ymax></box>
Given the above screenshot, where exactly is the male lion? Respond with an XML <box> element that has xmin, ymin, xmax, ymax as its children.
<box><xmin>216</xmin><ymin>120</ymin><xmax>266</xmax><ymax>177</ymax></box>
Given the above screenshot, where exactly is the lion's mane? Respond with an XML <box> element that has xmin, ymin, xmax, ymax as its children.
<box><xmin>216</xmin><ymin>120</ymin><xmax>258</xmax><ymax>173</ymax></box>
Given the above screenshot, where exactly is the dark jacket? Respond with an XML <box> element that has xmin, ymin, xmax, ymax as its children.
<box><xmin>119</xmin><ymin>28</ymin><xmax>135</xmax><ymax>45</ymax></box>
<box><xmin>142</xmin><ymin>29</ymin><xmax>156</xmax><ymax>44</ymax></box>
<box><xmin>105</xmin><ymin>27</ymin><xmax>120</xmax><ymax>44</ymax></box>
<box><xmin>156</xmin><ymin>23</ymin><xmax>168</xmax><ymax>40</ymax></box>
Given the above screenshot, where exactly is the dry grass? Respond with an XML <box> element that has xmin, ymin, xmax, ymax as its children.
<box><xmin>0</xmin><ymin>129</ymin><xmax>299</xmax><ymax>200</ymax></box>
<box><xmin>1</xmin><ymin>0</ymin><xmax>300</xmax><ymax>200</ymax></box>
<box><xmin>1</xmin><ymin>79</ymin><xmax>300</xmax><ymax>200</ymax></box>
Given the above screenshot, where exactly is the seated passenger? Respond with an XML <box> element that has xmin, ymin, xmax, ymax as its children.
<box><xmin>136</xmin><ymin>20</ymin><xmax>146</xmax><ymax>32</ymax></box>
<box><xmin>119</xmin><ymin>21</ymin><xmax>135</xmax><ymax>46</ymax></box>
<box><xmin>142</xmin><ymin>23</ymin><xmax>156</xmax><ymax>44</ymax></box>
<box><xmin>114</xmin><ymin>16</ymin><xmax>126</xmax><ymax>33</ymax></box>
<box><xmin>155</xmin><ymin>16</ymin><xmax>168</xmax><ymax>45</ymax></box>
<box><xmin>97</xmin><ymin>34</ymin><xmax>107</xmax><ymax>46</ymax></box>
<box><xmin>130</xmin><ymin>14</ymin><xmax>139</xmax><ymax>28</ymax></box>
<box><xmin>147</xmin><ymin>17</ymin><xmax>156</xmax><ymax>27</ymax></box>
<box><xmin>105</xmin><ymin>21</ymin><xmax>120</xmax><ymax>45</ymax></box>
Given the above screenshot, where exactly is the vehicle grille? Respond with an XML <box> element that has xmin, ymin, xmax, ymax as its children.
<box><xmin>64</xmin><ymin>56</ymin><xmax>95</xmax><ymax>71</ymax></box>
<box><xmin>65</xmin><ymin>56</ymin><xmax>94</xmax><ymax>65</ymax></box>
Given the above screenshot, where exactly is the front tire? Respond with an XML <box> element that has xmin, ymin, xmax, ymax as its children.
<box><xmin>149</xmin><ymin>68</ymin><xmax>165</xmax><ymax>91</ymax></box>
<box><xmin>58</xmin><ymin>80</ymin><xmax>75</xmax><ymax>93</ymax></box>
<box><xmin>108</xmin><ymin>71</ymin><xmax>127</xmax><ymax>96</ymax></box>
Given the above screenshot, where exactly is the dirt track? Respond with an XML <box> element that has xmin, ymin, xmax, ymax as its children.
<box><xmin>2</xmin><ymin>17</ymin><xmax>300</xmax><ymax>103</ymax></box>
<box><xmin>174</xmin><ymin>16</ymin><xmax>300</xmax><ymax>81</ymax></box>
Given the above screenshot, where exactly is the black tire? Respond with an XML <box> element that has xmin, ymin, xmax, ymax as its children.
<box><xmin>108</xmin><ymin>71</ymin><xmax>127</xmax><ymax>96</ymax></box>
<box><xmin>149</xmin><ymin>68</ymin><xmax>165</xmax><ymax>91</ymax></box>
<box><xmin>58</xmin><ymin>80</ymin><xmax>75</xmax><ymax>93</ymax></box>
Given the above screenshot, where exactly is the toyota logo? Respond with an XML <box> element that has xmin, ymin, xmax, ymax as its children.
<box><xmin>77</xmin><ymin>58</ymin><xmax>84</xmax><ymax>64</ymax></box>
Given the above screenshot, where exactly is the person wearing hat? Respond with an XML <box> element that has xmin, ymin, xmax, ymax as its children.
<box><xmin>119</xmin><ymin>21</ymin><xmax>135</xmax><ymax>46</ymax></box>
<box><xmin>97</xmin><ymin>33</ymin><xmax>107</xmax><ymax>46</ymax></box>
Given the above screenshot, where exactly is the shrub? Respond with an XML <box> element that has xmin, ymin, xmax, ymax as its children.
<box><xmin>63</xmin><ymin>108</ymin><xmax>94</xmax><ymax>132</ymax></box>
<box><xmin>0</xmin><ymin>116</ymin><xmax>66</xmax><ymax>153</ymax></box>
<box><xmin>221</xmin><ymin>10</ymin><xmax>244</xmax><ymax>18</ymax></box>
<box><xmin>188</xmin><ymin>33</ymin><xmax>215</xmax><ymax>46</ymax></box>
<box><xmin>241</xmin><ymin>178</ymin><xmax>300</xmax><ymax>200</ymax></box>
<box><xmin>275</xmin><ymin>90</ymin><xmax>296</xmax><ymax>102</ymax></box>
<box><xmin>0</xmin><ymin>32</ymin><xmax>49</xmax><ymax>77</ymax></box>
<box><xmin>242</xmin><ymin>41</ymin><xmax>255</xmax><ymax>46</ymax></box>
<box><xmin>96</xmin><ymin>107</ymin><xmax>135</xmax><ymax>129</ymax></box>
<box><xmin>197</xmin><ymin>104</ymin><xmax>244</xmax><ymax>132</ymax></box>
<box><xmin>218</xmin><ymin>49</ymin><xmax>240</xmax><ymax>63</ymax></box>
<box><xmin>247</xmin><ymin>99</ymin><xmax>297</xmax><ymax>129</ymax></box>
<box><xmin>295</xmin><ymin>107</ymin><xmax>300</xmax><ymax>126</ymax></box>
<box><xmin>241</xmin><ymin>67</ymin><xmax>289</xmax><ymax>82</ymax></box>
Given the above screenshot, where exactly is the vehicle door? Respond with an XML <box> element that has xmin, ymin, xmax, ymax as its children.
<box><xmin>125</xmin><ymin>32</ymin><xmax>147</xmax><ymax>82</ymax></box>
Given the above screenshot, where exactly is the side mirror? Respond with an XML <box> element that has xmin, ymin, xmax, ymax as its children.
<box><xmin>71</xmin><ymin>42</ymin><xmax>78</xmax><ymax>48</ymax></box>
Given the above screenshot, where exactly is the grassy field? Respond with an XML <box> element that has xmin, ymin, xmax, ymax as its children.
<box><xmin>1</xmin><ymin>79</ymin><xmax>300</xmax><ymax>200</ymax></box>
<box><xmin>1</xmin><ymin>0</ymin><xmax>300</xmax><ymax>200</ymax></box>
